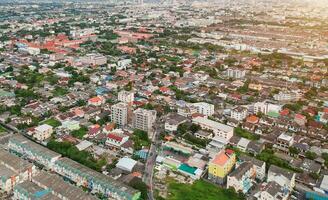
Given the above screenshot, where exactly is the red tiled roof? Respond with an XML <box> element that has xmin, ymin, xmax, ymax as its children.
<box><xmin>107</xmin><ymin>133</ymin><xmax>123</xmax><ymax>142</ymax></box>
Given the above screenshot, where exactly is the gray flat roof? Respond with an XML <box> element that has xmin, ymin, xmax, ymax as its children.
<box><xmin>56</xmin><ymin>157</ymin><xmax>139</xmax><ymax>197</ymax></box>
<box><xmin>33</xmin><ymin>171</ymin><xmax>97</xmax><ymax>200</ymax></box>
<box><xmin>0</xmin><ymin>164</ymin><xmax>16</xmax><ymax>179</ymax></box>
<box><xmin>0</xmin><ymin>148</ymin><xmax>33</xmax><ymax>172</ymax></box>
<box><xmin>14</xmin><ymin>181</ymin><xmax>61</xmax><ymax>200</ymax></box>
<box><xmin>9</xmin><ymin>134</ymin><xmax>61</xmax><ymax>159</ymax></box>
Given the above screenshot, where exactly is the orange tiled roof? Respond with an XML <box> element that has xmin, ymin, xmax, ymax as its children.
<box><xmin>212</xmin><ymin>150</ymin><xmax>234</xmax><ymax>166</ymax></box>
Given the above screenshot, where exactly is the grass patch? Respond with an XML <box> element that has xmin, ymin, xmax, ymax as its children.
<box><xmin>234</xmin><ymin>127</ymin><xmax>259</xmax><ymax>140</ymax></box>
<box><xmin>52</xmin><ymin>86</ymin><xmax>68</xmax><ymax>97</ymax></box>
<box><xmin>256</xmin><ymin>148</ymin><xmax>302</xmax><ymax>173</ymax></box>
<box><xmin>0</xmin><ymin>125</ymin><xmax>6</xmax><ymax>133</ymax></box>
<box><xmin>71</xmin><ymin>126</ymin><xmax>88</xmax><ymax>139</ymax></box>
<box><xmin>47</xmin><ymin>139</ymin><xmax>106</xmax><ymax>172</ymax></box>
<box><xmin>42</xmin><ymin>118</ymin><xmax>62</xmax><ymax>128</ymax></box>
<box><xmin>167</xmin><ymin>180</ymin><xmax>245</xmax><ymax>200</ymax></box>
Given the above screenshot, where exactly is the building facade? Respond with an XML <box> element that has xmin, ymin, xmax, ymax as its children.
<box><xmin>208</xmin><ymin>149</ymin><xmax>236</xmax><ymax>184</ymax></box>
<box><xmin>111</xmin><ymin>102</ymin><xmax>129</xmax><ymax>128</ymax></box>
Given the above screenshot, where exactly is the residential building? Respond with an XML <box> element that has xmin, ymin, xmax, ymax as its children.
<box><xmin>118</xmin><ymin>90</ymin><xmax>135</xmax><ymax>104</ymax></box>
<box><xmin>8</xmin><ymin>135</ymin><xmax>61</xmax><ymax>169</ymax></box>
<box><xmin>227</xmin><ymin>68</ymin><xmax>246</xmax><ymax>79</ymax></box>
<box><xmin>231</xmin><ymin>106</ymin><xmax>248</xmax><ymax>121</ymax></box>
<box><xmin>111</xmin><ymin>102</ymin><xmax>129</xmax><ymax>128</ymax></box>
<box><xmin>164</xmin><ymin>113</ymin><xmax>187</xmax><ymax>132</ymax></box>
<box><xmin>253</xmin><ymin>101</ymin><xmax>281</xmax><ymax>115</ymax></box>
<box><xmin>80</xmin><ymin>53</ymin><xmax>107</xmax><ymax>66</ymax></box>
<box><xmin>275</xmin><ymin>132</ymin><xmax>294</xmax><ymax>152</ymax></box>
<box><xmin>192</xmin><ymin>102</ymin><xmax>215</xmax><ymax>116</ymax></box>
<box><xmin>238</xmin><ymin>155</ymin><xmax>266</xmax><ymax>181</ymax></box>
<box><xmin>192</xmin><ymin>116</ymin><xmax>234</xmax><ymax>140</ymax></box>
<box><xmin>33</xmin><ymin>124</ymin><xmax>53</xmax><ymax>141</ymax></box>
<box><xmin>267</xmin><ymin>165</ymin><xmax>296</xmax><ymax>194</ymax></box>
<box><xmin>0</xmin><ymin>149</ymin><xmax>36</xmax><ymax>193</ymax></box>
<box><xmin>274</xmin><ymin>91</ymin><xmax>302</xmax><ymax>102</ymax></box>
<box><xmin>53</xmin><ymin>158</ymin><xmax>140</xmax><ymax>200</ymax></box>
<box><xmin>106</xmin><ymin>129</ymin><xmax>129</xmax><ymax>148</ymax></box>
<box><xmin>259</xmin><ymin>181</ymin><xmax>289</xmax><ymax>200</ymax></box>
<box><xmin>227</xmin><ymin>161</ymin><xmax>256</xmax><ymax>193</ymax></box>
<box><xmin>294</xmin><ymin>113</ymin><xmax>307</xmax><ymax>126</ymax></box>
<box><xmin>132</xmin><ymin>108</ymin><xmax>157</xmax><ymax>133</ymax></box>
<box><xmin>208</xmin><ymin>149</ymin><xmax>236</xmax><ymax>184</ymax></box>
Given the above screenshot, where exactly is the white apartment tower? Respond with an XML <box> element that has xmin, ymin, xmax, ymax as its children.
<box><xmin>118</xmin><ymin>90</ymin><xmax>135</xmax><ymax>104</ymax></box>
<box><xmin>132</xmin><ymin>108</ymin><xmax>157</xmax><ymax>133</ymax></box>
<box><xmin>111</xmin><ymin>102</ymin><xmax>129</xmax><ymax>128</ymax></box>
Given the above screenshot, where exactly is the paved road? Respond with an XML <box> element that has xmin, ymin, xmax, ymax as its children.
<box><xmin>143</xmin><ymin>116</ymin><xmax>165</xmax><ymax>200</ymax></box>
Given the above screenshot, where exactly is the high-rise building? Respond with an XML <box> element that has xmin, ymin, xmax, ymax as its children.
<box><xmin>111</xmin><ymin>102</ymin><xmax>129</xmax><ymax>128</ymax></box>
<box><xmin>118</xmin><ymin>90</ymin><xmax>135</xmax><ymax>104</ymax></box>
<box><xmin>132</xmin><ymin>108</ymin><xmax>157</xmax><ymax>134</ymax></box>
<box><xmin>208</xmin><ymin>149</ymin><xmax>236</xmax><ymax>184</ymax></box>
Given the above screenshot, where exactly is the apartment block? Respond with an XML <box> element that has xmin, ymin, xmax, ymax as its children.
<box><xmin>111</xmin><ymin>102</ymin><xmax>129</xmax><ymax>128</ymax></box>
<box><xmin>231</xmin><ymin>106</ymin><xmax>248</xmax><ymax>121</ymax></box>
<box><xmin>193</xmin><ymin>102</ymin><xmax>215</xmax><ymax>116</ymax></box>
<box><xmin>227</xmin><ymin>162</ymin><xmax>256</xmax><ymax>193</ymax></box>
<box><xmin>208</xmin><ymin>149</ymin><xmax>236</xmax><ymax>184</ymax></box>
<box><xmin>192</xmin><ymin>116</ymin><xmax>234</xmax><ymax>140</ymax></box>
<box><xmin>118</xmin><ymin>90</ymin><xmax>135</xmax><ymax>104</ymax></box>
<box><xmin>132</xmin><ymin>108</ymin><xmax>157</xmax><ymax>133</ymax></box>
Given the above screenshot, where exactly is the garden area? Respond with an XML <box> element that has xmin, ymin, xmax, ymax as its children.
<box><xmin>167</xmin><ymin>180</ymin><xmax>245</xmax><ymax>200</ymax></box>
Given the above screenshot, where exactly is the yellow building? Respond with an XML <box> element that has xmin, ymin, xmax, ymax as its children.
<box><xmin>248</xmin><ymin>83</ymin><xmax>263</xmax><ymax>91</ymax></box>
<box><xmin>208</xmin><ymin>149</ymin><xmax>236</xmax><ymax>184</ymax></box>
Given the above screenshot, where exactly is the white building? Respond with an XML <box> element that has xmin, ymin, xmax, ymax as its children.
<box><xmin>106</xmin><ymin>129</ymin><xmax>129</xmax><ymax>148</ymax></box>
<box><xmin>227</xmin><ymin>162</ymin><xmax>256</xmax><ymax>194</ymax></box>
<box><xmin>238</xmin><ymin>155</ymin><xmax>266</xmax><ymax>181</ymax></box>
<box><xmin>267</xmin><ymin>165</ymin><xmax>296</xmax><ymax>194</ymax></box>
<box><xmin>118</xmin><ymin>90</ymin><xmax>134</xmax><ymax>104</ymax></box>
<box><xmin>132</xmin><ymin>108</ymin><xmax>157</xmax><ymax>134</ymax></box>
<box><xmin>192</xmin><ymin>102</ymin><xmax>215</xmax><ymax>116</ymax></box>
<box><xmin>274</xmin><ymin>91</ymin><xmax>302</xmax><ymax>102</ymax></box>
<box><xmin>227</xmin><ymin>68</ymin><xmax>246</xmax><ymax>79</ymax></box>
<box><xmin>192</xmin><ymin>116</ymin><xmax>234</xmax><ymax>140</ymax></box>
<box><xmin>117</xmin><ymin>59</ymin><xmax>132</xmax><ymax>70</ymax></box>
<box><xmin>116</xmin><ymin>157</ymin><xmax>137</xmax><ymax>172</ymax></box>
<box><xmin>253</xmin><ymin>101</ymin><xmax>281</xmax><ymax>115</ymax></box>
<box><xmin>80</xmin><ymin>53</ymin><xmax>107</xmax><ymax>66</ymax></box>
<box><xmin>231</xmin><ymin>106</ymin><xmax>248</xmax><ymax>121</ymax></box>
<box><xmin>164</xmin><ymin>114</ymin><xmax>188</xmax><ymax>132</ymax></box>
<box><xmin>34</xmin><ymin>124</ymin><xmax>53</xmax><ymax>141</ymax></box>
<box><xmin>111</xmin><ymin>102</ymin><xmax>129</xmax><ymax>128</ymax></box>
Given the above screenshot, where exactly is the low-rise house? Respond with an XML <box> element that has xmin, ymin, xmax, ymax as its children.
<box><xmin>259</xmin><ymin>181</ymin><xmax>289</xmax><ymax>200</ymax></box>
<box><xmin>164</xmin><ymin>114</ymin><xmax>187</xmax><ymax>132</ymax></box>
<box><xmin>32</xmin><ymin>124</ymin><xmax>53</xmax><ymax>141</ymax></box>
<box><xmin>195</xmin><ymin>130</ymin><xmax>213</xmax><ymax>140</ymax></box>
<box><xmin>106</xmin><ymin>129</ymin><xmax>129</xmax><ymax>148</ymax></box>
<box><xmin>267</xmin><ymin>165</ymin><xmax>296</xmax><ymax>194</ymax></box>
<box><xmin>238</xmin><ymin>155</ymin><xmax>266</xmax><ymax>181</ymax></box>
<box><xmin>227</xmin><ymin>161</ymin><xmax>256</xmax><ymax>193</ymax></box>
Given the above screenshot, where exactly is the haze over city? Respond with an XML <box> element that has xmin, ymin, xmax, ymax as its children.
<box><xmin>0</xmin><ymin>0</ymin><xmax>327</xmax><ymax>200</ymax></box>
